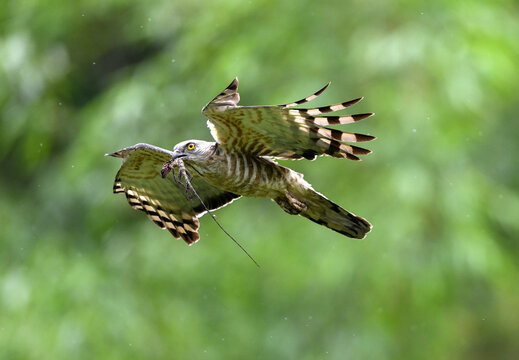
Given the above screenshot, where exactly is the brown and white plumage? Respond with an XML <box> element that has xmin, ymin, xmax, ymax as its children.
<box><xmin>203</xmin><ymin>78</ymin><xmax>374</xmax><ymax>161</ymax></box>
<box><xmin>108</xmin><ymin>78</ymin><xmax>374</xmax><ymax>245</ymax></box>
<box><xmin>107</xmin><ymin>143</ymin><xmax>240</xmax><ymax>244</ymax></box>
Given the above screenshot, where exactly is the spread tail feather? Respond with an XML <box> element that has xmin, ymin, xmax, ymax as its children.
<box><xmin>276</xmin><ymin>188</ymin><xmax>372</xmax><ymax>239</ymax></box>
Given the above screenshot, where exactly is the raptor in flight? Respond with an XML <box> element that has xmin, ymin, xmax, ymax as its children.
<box><xmin>107</xmin><ymin>78</ymin><xmax>374</xmax><ymax>244</ymax></box>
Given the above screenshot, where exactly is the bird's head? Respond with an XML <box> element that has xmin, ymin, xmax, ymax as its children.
<box><xmin>170</xmin><ymin>140</ymin><xmax>215</xmax><ymax>164</ymax></box>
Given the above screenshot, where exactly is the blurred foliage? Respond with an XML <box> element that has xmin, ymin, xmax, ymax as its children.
<box><xmin>1</xmin><ymin>0</ymin><xmax>519</xmax><ymax>359</ymax></box>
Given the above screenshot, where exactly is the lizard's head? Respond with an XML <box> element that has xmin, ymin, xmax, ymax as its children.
<box><xmin>170</xmin><ymin>140</ymin><xmax>215</xmax><ymax>164</ymax></box>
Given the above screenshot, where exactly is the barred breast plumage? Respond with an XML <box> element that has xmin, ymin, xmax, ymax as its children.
<box><xmin>193</xmin><ymin>145</ymin><xmax>290</xmax><ymax>199</ymax></box>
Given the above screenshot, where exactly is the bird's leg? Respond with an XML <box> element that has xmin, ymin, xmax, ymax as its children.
<box><xmin>161</xmin><ymin>158</ymin><xmax>194</xmax><ymax>199</ymax></box>
<box><xmin>275</xmin><ymin>192</ymin><xmax>308</xmax><ymax>215</ymax></box>
<box><xmin>173</xmin><ymin>159</ymin><xmax>194</xmax><ymax>199</ymax></box>
<box><xmin>176</xmin><ymin>159</ymin><xmax>192</xmax><ymax>182</ymax></box>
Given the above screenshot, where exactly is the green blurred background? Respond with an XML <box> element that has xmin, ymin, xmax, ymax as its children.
<box><xmin>1</xmin><ymin>0</ymin><xmax>518</xmax><ymax>359</ymax></box>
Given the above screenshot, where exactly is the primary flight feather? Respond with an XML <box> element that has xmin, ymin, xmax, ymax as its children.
<box><xmin>107</xmin><ymin>78</ymin><xmax>374</xmax><ymax>244</ymax></box>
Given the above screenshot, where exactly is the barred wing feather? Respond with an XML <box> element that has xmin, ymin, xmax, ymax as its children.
<box><xmin>106</xmin><ymin>143</ymin><xmax>240</xmax><ymax>245</ymax></box>
<box><xmin>203</xmin><ymin>78</ymin><xmax>375</xmax><ymax>161</ymax></box>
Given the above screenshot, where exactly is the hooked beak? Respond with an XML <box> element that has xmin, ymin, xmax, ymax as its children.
<box><xmin>170</xmin><ymin>150</ymin><xmax>186</xmax><ymax>161</ymax></box>
<box><xmin>161</xmin><ymin>150</ymin><xmax>186</xmax><ymax>179</ymax></box>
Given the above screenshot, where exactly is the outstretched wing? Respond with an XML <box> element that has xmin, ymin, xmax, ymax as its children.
<box><xmin>202</xmin><ymin>78</ymin><xmax>375</xmax><ymax>161</ymax></box>
<box><xmin>106</xmin><ymin>143</ymin><xmax>240</xmax><ymax>245</ymax></box>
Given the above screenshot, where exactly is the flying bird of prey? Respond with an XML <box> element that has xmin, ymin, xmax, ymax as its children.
<box><xmin>107</xmin><ymin>78</ymin><xmax>374</xmax><ymax>245</ymax></box>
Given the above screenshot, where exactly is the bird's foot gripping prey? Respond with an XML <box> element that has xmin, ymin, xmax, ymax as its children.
<box><xmin>161</xmin><ymin>157</ymin><xmax>194</xmax><ymax>199</ymax></box>
<box><xmin>107</xmin><ymin>78</ymin><xmax>375</xmax><ymax>254</ymax></box>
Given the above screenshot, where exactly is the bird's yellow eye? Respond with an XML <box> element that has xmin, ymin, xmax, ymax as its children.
<box><xmin>187</xmin><ymin>143</ymin><xmax>195</xmax><ymax>150</ymax></box>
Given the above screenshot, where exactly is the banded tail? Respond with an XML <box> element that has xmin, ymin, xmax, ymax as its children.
<box><xmin>303</xmin><ymin>189</ymin><xmax>371</xmax><ymax>239</ymax></box>
<box><xmin>276</xmin><ymin>187</ymin><xmax>372</xmax><ymax>239</ymax></box>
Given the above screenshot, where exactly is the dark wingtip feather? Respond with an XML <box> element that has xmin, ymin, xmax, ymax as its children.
<box><xmin>184</xmin><ymin>232</ymin><xmax>200</xmax><ymax>245</ymax></box>
<box><xmin>352</xmin><ymin>113</ymin><xmax>374</xmax><ymax>122</ymax></box>
<box><xmin>227</xmin><ymin>77</ymin><xmax>239</xmax><ymax>91</ymax></box>
<box><xmin>345</xmin><ymin>153</ymin><xmax>361</xmax><ymax>161</ymax></box>
<box><xmin>351</xmin><ymin>145</ymin><xmax>372</xmax><ymax>155</ymax></box>
<box><xmin>355</xmin><ymin>133</ymin><xmax>376</xmax><ymax>142</ymax></box>
<box><xmin>343</xmin><ymin>97</ymin><xmax>363</xmax><ymax>107</ymax></box>
<box><xmin>314</xmin><ymin>82</ymin><xmax>331</xmax><ymax>97</ymax></box>
<box><xmin>284</xmin><ymin>82</ymin><xmax>332</xmax><ymax>107</ymax></box>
